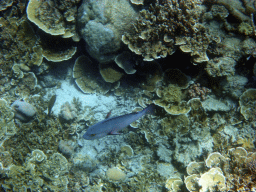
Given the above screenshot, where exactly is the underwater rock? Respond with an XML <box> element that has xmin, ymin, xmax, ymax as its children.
<box><xmin>201</xmin><ymin>97</ymin><xmax>232</xmax><ymax>112</ymax></box>
<box><xmin>106</xmin><ymin>167</ymin><xmax>126</xmax><ymax>182</ymax></box>
<box><xmin>72</xmin><ymin>153</ymin><xmax>98</xmax><ymax>172</ymax></box>
<box><xmin>206</xmin><ymin>57</ymin><xmax>236</xmax><ymax>77</ymax></box>
<box><xmin>239</xmin><ymin>88</ymin><xmax>256</xmax><ymax>120</ymax></box>
<box><xmin>11</xmin><ymin>100</ymin><xmax>36</xmax><ymax>122</ymax></box>
<box><xmin>58</xmin><ymin>139</ymin><xmax>76</xmax><ymax>157</ymax></box>
<box><xmin>220</xmin><ymin>75</ymin><xmax>248</xmax><ymax>99</ymax></box>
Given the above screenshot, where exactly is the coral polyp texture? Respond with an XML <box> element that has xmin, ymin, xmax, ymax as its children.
<box><xmin>122</xmin><ymin>0</ymin><xmax>210</xmax><ymax>62</ymax></box>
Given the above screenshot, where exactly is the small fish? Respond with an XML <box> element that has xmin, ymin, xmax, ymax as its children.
<box><xmin>83</xmin><ymin>104</ymin><xmax>155</xmax><ymax>140</ymax></box>
<box><xmin>105</xmin><ymin>110</ymin><xmax>112</xmax><ymax>119</ymax></box>
<box><xmin>48</xmin><ymin>95</ymin><xmax>56</xmax><ymax>116</ymax></box>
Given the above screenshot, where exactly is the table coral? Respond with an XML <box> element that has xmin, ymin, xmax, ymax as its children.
<box><xmin>73</xmin><ymin>55</ymin><xmax>111</xmax><ymax>94</ymax></box>
<box><xmin>27</xmin><ymin>0</ymin><xmax>80</xmax><ymax>39</ymax></box>
<box><xmin>122</xmin><ymin>0</ymin><xmax>210</xmax><ymax>63</ymax></box>
<box><xmin>0</xmin><ymin>0</ymin><xmax>13</xmax><ymax>11</ymax></box>
<box><xmin>99</xmin><ymin>63</ymin><xmax>124</xmax><ymax>83</ymax></box>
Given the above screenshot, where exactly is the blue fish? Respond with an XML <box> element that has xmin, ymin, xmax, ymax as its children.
<box><xmin>83</xmin><ymin>104</ymin><xmax>155</xmax><ymax>140</ymax></box>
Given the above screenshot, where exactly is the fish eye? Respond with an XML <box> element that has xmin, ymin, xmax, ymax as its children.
<box><xmin>90</xmin><ymin>134</ymin><xmax>96</xmax><ymax>137</ymax></box>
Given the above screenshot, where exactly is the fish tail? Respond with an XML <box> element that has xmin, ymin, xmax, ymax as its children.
<box><xmin>144</xmin><ymin>104</ymin><xmax>155</xmax><ymax>115</ymax></box>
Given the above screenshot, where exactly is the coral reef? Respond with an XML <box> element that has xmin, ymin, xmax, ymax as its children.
<box><xmin>1</xmin><ymin>0</ymin><xmax>256</xmax><ymax>191</ymax></box>
<box><xmin>122</xmin><ymin>0</ymin><xmax>210</xmax><ymax>63</ymax></box>
<box><xmin>2</xmin><ymin>150</ymin><xmax>69</xmax><ymax>191</ymax></box>
<box><xmin>184</xmin><ymin>147</ymin><xmax>256</xmax><ymax>191</ymax></box>
<box><xmin>154</xmin><ymin>84</ymin><xmax>191</xmax><ymax>115</ymax></box>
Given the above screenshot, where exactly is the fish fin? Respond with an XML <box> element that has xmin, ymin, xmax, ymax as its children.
<box><xmin>109</xmin><ymin>131</ymin><xmax>120</xmax><ymax>135</ymax></box>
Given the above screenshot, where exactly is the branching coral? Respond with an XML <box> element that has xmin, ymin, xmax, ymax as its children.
<box><xmin>122</xmin><ymin>0</ymin><xmax>210</xmax><ymax>63</ymax></box>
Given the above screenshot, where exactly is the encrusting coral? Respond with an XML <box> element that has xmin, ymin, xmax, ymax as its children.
<box><xmin>0</xmin><ymin>99</ymin><xmax>16</xmax><ymax>145</ymax></box>
<box><xmin>239</xmin><ymin>89</ymin><xmax>256</xmax><ymax>121</ymax></box>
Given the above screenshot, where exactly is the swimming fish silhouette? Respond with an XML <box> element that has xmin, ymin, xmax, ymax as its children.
<box><xmin>83</xmin><ymin>104</ymin><xmax>155</xmax><ymax>140</ymax></box>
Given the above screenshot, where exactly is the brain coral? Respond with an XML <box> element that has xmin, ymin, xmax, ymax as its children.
<box><xmin>122</xmin><ymin>0</ymin><xmax>210</xmax><ymax>63</ymax></box>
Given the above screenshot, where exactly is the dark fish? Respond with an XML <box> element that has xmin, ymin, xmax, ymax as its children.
<box><xmin>83</xmin><ymin>104</ymin><xmax>155</xmax><ymax>140</ymax></box>
<box><xmin>48</xmin><ymin>95</ymin><xmax>56</xmax><ymax>116</ymax></box>
<box><xmin>105</xmin><ymin>110</ymin><xmax>112</xmax><ymax>119</ymax></box>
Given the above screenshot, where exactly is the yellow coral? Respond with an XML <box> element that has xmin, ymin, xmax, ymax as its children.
<box><xmin>238</xmin><ymin>22</ymin><xmax>253</xmax><ymax>35</ymax></box>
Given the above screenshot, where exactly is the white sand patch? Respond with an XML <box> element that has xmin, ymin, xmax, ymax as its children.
<box><xmin>44</xmin><ymin>80</ymin><xmax>138</xmax><ymax>120</ymax></box>
<box><xmin>45</xmin><ymin>80</ymin><xmax>116</xmax><ymax>116</ymax></box>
